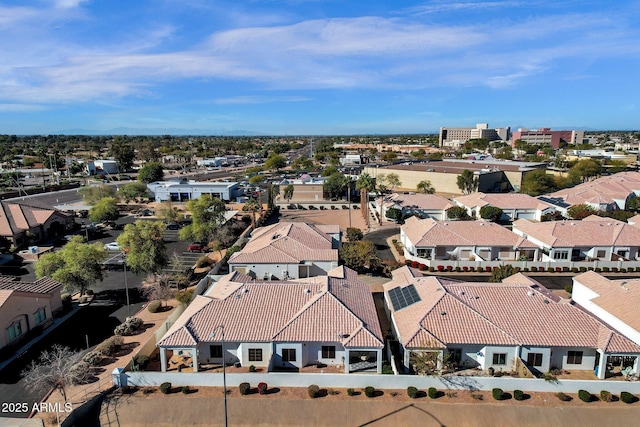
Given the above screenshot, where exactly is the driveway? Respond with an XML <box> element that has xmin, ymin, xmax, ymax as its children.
<box><xmin>364</xmin><ymin>226</ymin><xmax>400</xmax><ymax>262</ymax></box>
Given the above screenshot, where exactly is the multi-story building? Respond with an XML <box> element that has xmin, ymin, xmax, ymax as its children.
<box><xmin>439</xmin><ymin>124</ymin><xmax>510</xmax><ymax>148</ymax></box>
<box><xmin>512</xmin><ymin>128</ymin><xmax>584</xmax><ymax>149</ymax></box>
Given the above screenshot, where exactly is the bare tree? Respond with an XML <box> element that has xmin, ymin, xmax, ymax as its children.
<box><xmin>142</xmin><ymin>274</ymin><xmax>176</xmax><ymax>306</ymax></box>
<box><xmin>22</xmin><ymin>345</ymin><xmax>89</xmax><ymax>403</ymax></box>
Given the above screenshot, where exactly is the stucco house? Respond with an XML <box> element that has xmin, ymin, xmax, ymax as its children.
<box><xmin>228</xmin><ymin>222</ymin><xmax>340</xmax><ymax>280</ymax></box>
<box><xmin>512</xmin><ymin>216</ymin><xmax>640</xmax><ymax>263</ymax></box>
<box><xmin>384</xmin><ymin>267</ymin><xmax>640</xmax><ymax>379</ymax></box>
<box><xmin>0</xmin><ymin>276</ymin><xmax>64</xmax><ymax>352</ymax></box>
<box><xmin>0</xmin><ymin>200</ymin><xmax>74</xmax><ymax>249</ymax></box>
<box><xmin>542</xmin><ymin>171</ymin><xmax>640</xmax><ymax>212</ymax></box>
<box><xmin>376</xmin><ymin>193</ymin><xmax>454</xmax><ymax>221</ymax></box>
<box><xmin>573</xmin><ymin>272</ymin><xmax>640</xmax><ymax>349</ymax></box>
<box><xmin>401</xmin><ymin>216</ymin><xmax>539</xmax><ymax>265</ymax></box>
<box><xmin>453</xmin><ymin>192</ymin><xmax>556</xmax><ymax>222</ymax></box>
<box><xmin>157</xmin><ymin>266</ymin><xmax>384</xmax><ymax>374</ymax></box>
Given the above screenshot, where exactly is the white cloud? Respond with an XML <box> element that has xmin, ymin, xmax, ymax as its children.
<box><xmin>52</xmin><ymin>0</ymin><xmax>89</xmax><ymax>9</ymax></box>
<box><xmin>0</xmin><ymin>103</ymin><xmax>48</xmax><ymax>112</ymax></box>
<box><xmin>213</xmin><ymin>95</ymin><xmax>311</xmax><ymax>105</ymax></box>
<box><xmin>1</xmin><ymin>5</ymin><xmax>639</xmax><ymax>105</ymax></box>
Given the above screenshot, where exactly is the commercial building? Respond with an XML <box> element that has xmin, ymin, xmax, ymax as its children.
<box><xmin>363</xmin><ymin>159</ymin><xmax>546</xmax><ymax>195</ymax></box>
<box><xmin>146</xmin><ymin>179</ymin><xmax>241</xmax><ymax>202</ymax></box>
<box><xmin>512</xmin><ymin>128</ymin><xmax>584</xmax><ymax>149</ymax></box>
<box><xmin>439</xmin><ymin>124</ymin><xmax>510</xmax><ymax>148</ymax></box>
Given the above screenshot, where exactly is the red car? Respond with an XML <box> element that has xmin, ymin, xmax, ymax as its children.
<box><xmin>187</xmin><ymin>242</ymin><xmax>209</xmax><ymax>253</ymax></box>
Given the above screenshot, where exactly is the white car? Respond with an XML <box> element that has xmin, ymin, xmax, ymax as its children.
<box><xmin>103</xmin><ymin>242</ymin><xmax>121</xmax><ymax>251</ymax></box>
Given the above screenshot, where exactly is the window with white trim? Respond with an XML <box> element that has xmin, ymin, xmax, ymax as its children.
<box><xmin>248</xmin><ymin>348</ymin><xmax>263</xmax><ymax>362</ymax></box>
<box><xmin>492</xmin><ymin>353</ymin><xmax>507</xmax><ymax>365</ymax></box>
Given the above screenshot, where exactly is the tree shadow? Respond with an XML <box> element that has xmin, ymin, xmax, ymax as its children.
<box><xmin>357</xmin><ymin>404</ymin><xmax>446</xmax><ymax>427</ymax></box>
<box><xmin>265</xmin><ymin>387</ymin><xmax>280</xmax><ymax>395</ymax></box>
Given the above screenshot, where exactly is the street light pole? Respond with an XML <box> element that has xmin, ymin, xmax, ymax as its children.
<box><xmin>123</xmin><ymin>251</ymin><xmax>130</xmax><ymax>317</ymax></box>
<box><xmin>210</xmin><ymin>326</ymin><xmax>227</xmax><ymax>427</ymax></box>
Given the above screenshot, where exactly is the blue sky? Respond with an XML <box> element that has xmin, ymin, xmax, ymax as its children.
<box><xmin>1</xmin><ymin>0</ymin><xmax>639</xmax><ymax>135</ymax></box>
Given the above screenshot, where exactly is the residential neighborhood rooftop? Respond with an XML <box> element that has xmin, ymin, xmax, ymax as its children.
<box><xmin>573</xmin><ymin>271</ymin><xmax>640</xmax><ymax>333</ymax></box>
<box><xmin>513</xmin><ymin>216</ymin><xmax>640</xmax><ymax>248</ymax></box>
<box><xmin>402</xmin><ymin>216</ymin><xmax>537</xmax><ymax>249</ymax></box>
<box><xmin>228</xmin><ymin>222</ymin><xmax>339</xmax><ymax>264</ymax></box>
<box><xmin>158</xmin><ymin>266</ymin><xmax>383</xmax><ymax>349</ymax></box>
<box><xmin>453</xmin><ymin>192</ymin><xmax>555</xmax><ymax>211</ymax></box>
<box><xmin>384</xmin><ymin>267</ymin><xmax>640</xmax><ymax>353</ymax></box>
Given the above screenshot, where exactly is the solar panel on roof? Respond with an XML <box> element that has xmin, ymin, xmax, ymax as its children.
<box><xmin>388</xmin><ymin>284</ymin><xmax>421</xmax><ymax>311</ymax></box>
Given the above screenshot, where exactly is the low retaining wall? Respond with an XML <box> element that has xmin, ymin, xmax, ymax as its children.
<box><xmin>114</xmin><ymin>371</ymin><xmax>640</xmax><ymax>394</ymax></box>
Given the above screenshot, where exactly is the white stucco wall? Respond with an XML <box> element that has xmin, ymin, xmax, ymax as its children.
<box><xmin>573</xmin><ymin>280</ymin><xmax>640</xmax><ymax>346</ymax></box>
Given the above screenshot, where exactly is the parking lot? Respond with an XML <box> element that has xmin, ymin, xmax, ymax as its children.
<box><xmin>17</xmin><ymin>215</ymin><xmax>202</xmax><ymax>293</ymax></box>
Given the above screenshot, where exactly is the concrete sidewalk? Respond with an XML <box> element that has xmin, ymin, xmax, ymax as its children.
<box><xmin>33</xmin><ymin>298</ymin><xmax>181</xmax><ymax>424</ymax></box>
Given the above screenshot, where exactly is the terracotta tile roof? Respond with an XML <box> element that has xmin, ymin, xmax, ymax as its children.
<box><xmin>228</xmin><ymin>222</ymin><xmax>338</xmax><ymax>264</ymax></box>
<box><xmin>384</xmin><ymin>193</ymin><xmax>454</xmax><ymax>211</ymax></box>
<box><xmin>513</xmin><ymin>216</ymin><xmax>640</xmax><ymax>248</ymax></box>
<box><xmin>402</xmin><ymin>216</ymin><xmax>537</xmax><ymax>248</ymax></box>
<box><xmin>0</xmin><ymin>276</ymin><xmax>63</xmax><ymax>295</ymax></box>
<box><xmin>454</xmin><ymin>192</ymin><xmax>554</xmax><ymax>211</ymax></box>
<box><xmin>0</xmin><ymin>289</ymin><xmax>13</xmax><ymax>308</ymax></box>
<box><xmin>386</xmin><ymin>267</ymin><xmax>640</xmax><ymax>353</ymax></box>
<box><xmin>574</xmin><ymin>271</ymin><xmax>640</xmax><ymax>333</ymax></box>
<box><xmin>0</xmin><ymin>200</ymin><xmax>72</xmax><ymax>238</ymax></box>
<box><xmin>158</xmin><ymin>267</ymin><xmax>383</xmax><ymax>349</ymax></box>
<box><xmin>547</xmin><ymin>172</ymin><xmax>640</xmax><ymax>208</ymax></box>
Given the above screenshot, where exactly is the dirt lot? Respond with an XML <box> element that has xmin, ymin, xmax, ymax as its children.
<box><xmin>94</xmin><ymin>386</ymin><xmax>640</xmax><ymax>427</ymax></box>
<box><xmin>279</xmin><ymin>207</ymin><xmax>368</xmax><ymax>234</ymax></box>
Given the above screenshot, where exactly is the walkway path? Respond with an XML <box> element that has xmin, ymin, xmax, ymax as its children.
<box><xmin>98</xmin><ymin>393</ymin><xmax>640</xmax><ymax>427</ymax></box>
<box><xmin>32</xmin><ymin>298</ymin><xmax>181</xmax><ymax>425</ymax></box>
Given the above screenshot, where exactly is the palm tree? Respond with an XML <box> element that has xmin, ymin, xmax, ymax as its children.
<box><xmin>416</xmin><ymin>180</ymin><xmax>435</xmax><ymax>194</ymax></box>
<box><xmin>283</xmin><ymin>184</ymin><xmax>294</xmax><ymax>205</ymax></box>
<box><xmin>244</xmin><ymin>197</ymin><xmax>261</xmax><ymax>228</ymax></box>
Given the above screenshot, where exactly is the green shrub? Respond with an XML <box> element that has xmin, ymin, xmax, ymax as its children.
<box><xmin>147</xmin><ymin>300</ymin><xmax>162</xmax><ymax>313</ymax></box>
<box><xmin>492</xmin><ymin>388</ymin><xmax>504</xmax><ymax>401</ymax></box>
<box><xmin>556</xmin><ymin>392</ymin><xmax>572</xmax><ymax>402</ymax></box>
<box><xmin>578</xmin><ymin>389</ymin><xmax>592</xmax><ymax>402</ymax></box>
<box><xmin>182</xmin><ymin>386</ymin><xmax>190</xmax><ymax>394</ymax></box>
<box><xmin>96</xmin><ymin>336</ymin><xmax>123</xmax><ymax>356</ymax></box>
<box><xmin>428</xmin><ymin>387</ymin><xmax>438</xmax><ymax>399</ymax></box>
<box><xmin>135</xmin><ymin>354</ymin><xmax>150</xmax><ymax>369</ymax></box>
<box><xmin>513</xmin><ymin>390</ymin><xmax>525</xmax><ymax>401</ymax></box>
<box><xmin>142</xmin><ymin>387</ymin><xmax>155</xmax><ymax>394</ymax></box>
<box><xmin>160</xmin><ymin>382</ymin><xmax>171</xmax><ymax>394</ymax></box>
<box><xmin>239</xmin><ymin>382</ymin><xmax>250</xmax><ymax>395</ymax></box>
<box><xmin>249</xmin><ymin>365</ymin><xmax>256</xmax><ymax>372</ymax></box>
<box><xmin>364</xmin><ymin>386</ymin><xmax>375</xmax><ymax>398</ymax></box>
<box><xmin>407</xmin><ymin>386</ymin><xmax>418</xmax><ymax>398</ymax></box>
<box><xmin>308</xmin><ymin>384</ymin><xmax>319</xmax><ymax>398</ymax></box>
<box><xmin>257</xmin><ymin>382</ymin><xmax>267</xmax><ymax>395</ymax></box>
<box><xmin>621</xmin><ymin>391</ymin><xmax>636</xmax><ymax>404</ymax></box>
<box><xmin>600</xmin><ymin>390</ymin><xmax>613</xmax><ymax>402</ymax></box>
<box><xmin>603</xmin><ymin>267</ymin><xmax>610</xmax><ymax>272</ymax></box>
<box><xmin>347</xmin><ymin>388</ymin><xmax>355</xmax><ymax>396</ymax></box>
<box><xmin>83</xmin><ymin>350</ymin><xmax>103</xmax><ymax>366</ymax></box>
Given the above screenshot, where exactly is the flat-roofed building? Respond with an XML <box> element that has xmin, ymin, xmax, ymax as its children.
<box><xmin>439</xmin><ymin>123</ymin><xmax>510</xmax><ymax>148</ymax></box>
<box><xmin>512</xmin><ymin>128</ymin><xmax>584</xmax><ymax>149</ymax></box>
<box><xmin>363</xmin><ymin>159</ymin><xmax>545</xmax><ymax>195</ymax></box>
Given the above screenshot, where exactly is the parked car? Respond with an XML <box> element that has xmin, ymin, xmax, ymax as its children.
<box><xmin>103</xmin><ymin>242</ymin><xmax>121</xmax><ymax>251</ymax></box>
<box><xmin>187</xmin><ymin>242</ymin><xmax>210</xmax><ymax>253</ymax></box>
<box><xmin>166</xmin><ymin>222</ymin><xmax>180</xmax><ymax>230</ymax></box>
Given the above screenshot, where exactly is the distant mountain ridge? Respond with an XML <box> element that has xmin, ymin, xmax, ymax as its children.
<box><xmin>53</xmin><ymin>127</ymin><xmax>266</xmax><ymax>136</ymax></box>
